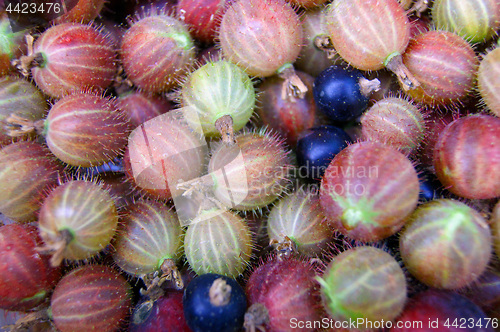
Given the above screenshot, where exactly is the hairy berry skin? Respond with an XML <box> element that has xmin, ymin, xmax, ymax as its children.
<box><xmin>219</xmin><ymin>0</ymin><xmax>302</xmax><ymax>77</ymax></box>
<box><xmin>0</xmin><ymin>224</ymin><xmax>61</xmax><ymax>311</ymax></box>
<box><xmin>360</xmin><ymin>97</ymin><xmax>425</xmax><ymax>154</ymax></box>
<box><xmin>0</xmin><ymin>141</ymin><xmax>62</xmax><ymax>223</ymax></box>
<box><xmin>325</xmin><ymin>0</ymin><xmax>410</xmax><ymax>71</ymax></box>
<box><xmin>112</xmin><ymin>200</ymin><xmax>183</xmax><ymax>277</ymax></box>
<box><xmin>51</xmin><ymin>265</ymin><xmax>132</xmax><ymax>332</ymax></box>
<box><xmin>402</xmin><ymin>30</ymin><xmax>478</xmax><ymax>105</ymax></box>
<box><xmin>0</xmin><ymin>76</ymin><xmax>47</xmax><ymax>146</ymax></box>
<box><xmin>44</xmin><ymin>91</ymin><xmax>130</xmax><ymax>167</ymax></box>
<box><xmin>31</xmin><ymin>23</ymin><xmax>117</xmax><ymax>98</ymax></box>
<box><xmin>121</xmin><ymin>14</ymin><xmax>195</xmax><ymax>93</ymax></box>
<box><xmin>38</xmin><ymin>180</ymin><xmax>119</xmax><ymax>264</ymax></box>
<box><xmin>318</xmin><ymin>247</ymin><xmax>407</xmax><ymax>323</ymax></box>
<box><xmin>207</xmin><ymin>130</ymin><xmax>292</xmax><ymax>211</ymax></box>
<box><xmin>399</xmin><ymin>199</ymin><xmax>492</xmax><ymax>289</ymax></box>
<box><xmin>177</xmin><ymin>0</ymin><xmax>229</xmax><ymax>44</ymax></box>
<box><xmin>432</xmin><ymin>0</ymin><xmax>500</xmax><ymax>43</ymax></box>
<box><xmin>246</xmin><ymin>257</ymin><xmax>323</xmax><ymax>331</ymax></box>
<box><xmin>433</xmin><ymin>114</ymin><xmax>500</xmax><ymax>199</ymax></box>
<box><xmin>181</xmin><ymin>59</ymin><xmax>255</xmax><ymax>138</ymax></box>
<box><xmin>184</xmin><ymin>209</ymin><xmax>253</xmax><ymax>278</ymax></box>
<box><xmin>320</xmin><ymin>141</ymin><xmax>419</xmax><ymax>242</ymax></box>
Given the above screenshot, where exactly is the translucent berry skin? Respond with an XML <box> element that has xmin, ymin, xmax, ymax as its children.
<box><xmin>177</xmin><ymin>0</ymin><xmax>229</xmax><ymax>44</ymax></box>
<box><xmin>399</xmin><ymin>199</ymin><xmax>492</xmax><ymax>289</ymax></box>
<box><xmin>296</xmin><ymin>125</ymin><xmax>352</xmax><ymax>181</ymax></box>
<box><xmin>318</xmin><ymin>247</ymin><xmax>407</xmax><ymax>324</ymax></box>
<box><xmin>183</xmin><ymin>273</ymin><xmax>247</xmax><ymax>332</ymax></box>
<box><xmin>0</xmin><ymin>141</ymin><xmax>62</xmax><ymax>223</ymax></box>
<box><xmin>432</xmin><ymin>0</ymin><xmax>500</xmax><ymax>43</ymax></box>
<box><xmin>478</xmin><ymin>47</ymin><xmax>500</xmax><ymax>117</ymax></box>
<box><xmin>181</xmin><ymin>60</ymin><xmax>256</xmax><ymax>138</ymax></box>
<box><xmin>219</xmin><ymin>0</ymin><xmax>303</xmax><ymax>77</ymax></box>
<box><xmin>38</xmin><ymin>180</ymin><xmax>119</xmax><ymax>262</ymax></box>
<box><xmin>45</xmin><ymin>91</ymin><xmax>130</xmax><ymax>167</ymax></box>
<box><xmin>319</xmin><ymin>141</ymin><xmax>419</xmax><ymax>242</ymax></box>
<box><xmin>121</xmin><ymin>14</ymin><xmax>195</xmax><ymax>93</ymax></box>
<box><xmin>184</xmin><ymin>209</ymin><xmax>253</xmax><ymax>278</ymax></box>
<box><xmin>246</xmin><ymin>258</ymin><xmax>323</xmax><ymax>332</ymax></box>
<box><xmin>208</xmin><ymin>130</ymin><xmax>292</xmax><ymax>211</ymax></box>
<box><xmin>112</xmin><ymin>200</ymin><xmax>183</xmax><ymax>277</ymax></box>
<box><xmin>125</xmin><ymin>112</ymin><xmax>206</xmax><ymax>200</ymax></box>
<box><xmin>256</xmin><ymin>71</ymin><xmax>317</xmax><ymax>146</ymax></box>
<box><xmin>324</xmin><ymin>0</ymin><xmax>410</xmax><ymax>71</ymax></box>
<box><xmin>267</xmin><ymin>190</ymin><xmax>331</xmax><ymax>257</ymax></box>
<box><xmin>433</xmin><ymin>114</ymin><xmax>500</xmax><ymax>199</ymax></box>
<box><xmin>0</xmin><ymin>224</ymin><xmax>61</xmax><ymax>311</ymax></box>
<box><xmin>360</xmin><ymin>97</ymin><xmax>425</xmax><ymax>154</ymax></box>
<box><xmin>313</xmin><ymin>66</ymin><xmax>369</xmax><ymax>122</ymax></box>
<box><xmin>32</xmin><ymin>23</ymin><xmax>117</xmax><ymax>98</ymax></box>
<box><xmin>51</xmin><ymin>265</ymin><xmax>132</xmax><ymax>332</ymax></box>
<box><xmin>0</xmin><ymin>76</ymin><xmax>47</xmax><ymax>146</ymax></box>
<box><xmin>402</xmin><ymin>30</ymin><xmax>478</xmax><ymax>105</ymax></box>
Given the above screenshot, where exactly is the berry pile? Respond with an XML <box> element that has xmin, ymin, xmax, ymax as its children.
<box><xmin>0</xmin><ymin>0</ymin><xmax>499</xmax><ymax>331</ymax></box>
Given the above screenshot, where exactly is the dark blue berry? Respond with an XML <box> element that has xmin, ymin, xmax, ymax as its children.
<box><xmin>183</xmin><ymin>273</ymin><xmax>247</xmax><ymax>332</ymax></box>
<box><xmin>313</xmin><ymin>65</ymin><xmax>369</xmax><ymax>122</ymax></box>
<box><xmin>296</xmin><ymin>125</ymin><xmax>352</xmax><ymax>181</ymax></box>
<box><xmin>417</xmin><ymin>168</ymin><xmax>446</xmax><ymax>202</ymax></box>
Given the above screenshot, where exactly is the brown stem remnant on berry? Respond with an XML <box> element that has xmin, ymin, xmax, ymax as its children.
<box><xmin>385</xmin><ymin>53</ymin><xmax>420</xmax><ymax>91</ymax></box>
<box><xmin>209</xmin><ymin>278</ymin><xmax>232</xmax><ymax>307</ymax></box>
<box><xmin>215</xmin><ymin>114</ymin><xmax>236</xmax><ymax>145</ymax></box>
<box><xmin>358</xmin><ymin>77</ymin><xmax>381</xmax><ymax>97</ymax></box>
<box><xmin>5</xmin><ymin>114</ymin><xmax>45</xmax><ymax>137</ymax></box>
<box><xmin>35</xmin><ymin>229</ymin><xmax>74</xmax><ymax>267</ymax></box>
<box><xmin>244</xmin><ymin>303</ymin><xmax>269</xmax><ymax>332</ymax></box>
<box><xmin>113</xmin><ymin>65</ymin><xmax>134</xmax><ymax>93</ymax></box>
<box><xmin>140</xmin><ymin>258</ymin><xmax>183</xmax><ymax>298</ymax></box>
<box><xmin>278</xmin><ymin>64</ymin><xmax>308</xmax><ymax>102</ymax></box>
<box><xmin>11</xmin><ymin>35</ymin><xmax>45</xmax><ymax>77</ymax></box>
<box><xmin>313</xmin><ymin>35</ymin><xmax>338</xmax><ymax>59</ymax></box>
<box><xmin>269</xmin><ymin>235</ymin><xmax>297</xmax><ymax>260</ymax></box>
<box><xmin>160</xmin><ymin>259</ymin><xmax>184</xmax><ymax>289</ymax></box>
<box><xmin>405</xmin><ymin>0</ymin><xmax>429</xmax><ymax>17</ymax></box>
<box><xmin>5</xmin><ymin>308</ymin><xmax>51</xmax><ymax>331</ymax></box>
